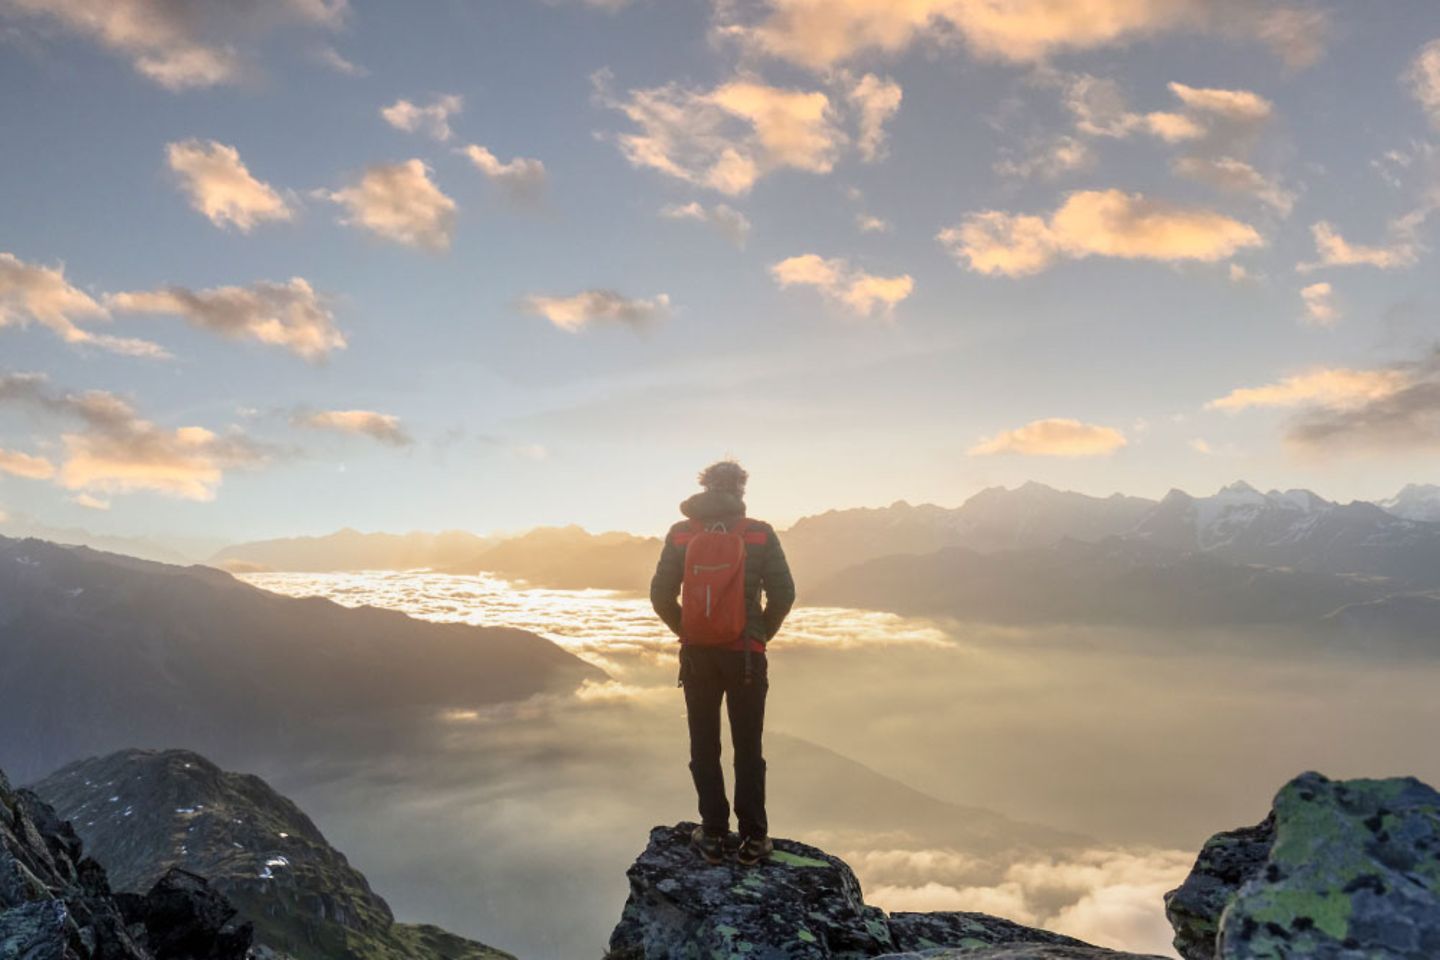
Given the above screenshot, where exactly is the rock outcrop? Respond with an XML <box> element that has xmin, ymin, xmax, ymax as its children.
<box><xmin>606</xmin><ymin>823</ymin><xmax>1161</xmax><ymax>960</ymax></box>
<box><xmin>32</xmin><ymin>749</ymin><xmax>514</xmax><ymax>960</ymax></box>
<box><xmin>1166</xmin><ymin>771</ymin><xmax>1440</xmax><ymax>959</ymax></box>
<box><xmin>0</xmin><ymin>765</ymin><xmax>250</xmax><ymax>959</ymax></box>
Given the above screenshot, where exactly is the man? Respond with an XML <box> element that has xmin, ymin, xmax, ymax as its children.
<box><xmin>650</xmin><ymin>460</ymin><xmax>795</xmax><ymax>866</ymax></box>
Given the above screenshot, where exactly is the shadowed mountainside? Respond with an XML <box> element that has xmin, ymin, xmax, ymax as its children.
<box><xmin>0</xmin><ymin>535</ymin><xmax>603</xmax><ymax>783</ymax></box>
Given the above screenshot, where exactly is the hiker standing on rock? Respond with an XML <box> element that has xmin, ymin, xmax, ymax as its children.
<box><xmin>650</xmin><ymin>460</ymin><xmax>796</xmax><ymax>866</ymax></box>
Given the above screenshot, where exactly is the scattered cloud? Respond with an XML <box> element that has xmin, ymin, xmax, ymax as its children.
<box><xmin>660</xmin><ymin>202</ymin><xmax>752</xmax><ymax>248</ymax></box>
<box><xmin>325</xmin><ymin>160</ymin><xmax>457</xmax><ymax>251</ymax></box>
<box><xmin>1172</xmin><ymin>156</ymin><xmax>1295</xmax><ymax>215</ymax></box>
<box><xmin>1167</xmin><ymin>82</ymin><xmax>1272</xmax><ymax>123</ymax></box>
<box><xmin>0</xmin><ymin>371</ymin><xmax>274</xmax><ymax>501</ymax></box>
<box><xmin>166</xmin><ymin>139</ymin><xmax>293</xmax><ymax>232</ymax></box>
<box><xmin>520</xmin><ymin>290</ymin><xmax>671</xmax><ymax>332</ymax></box>
<box><xmin>109</xmin><ymin>277</ymin><xmax>346</xmax><ymax>361</ymax></box>
<box><xmin>770</xmin><ymin>254</ymin><xmax>913</xmax><ymax>318</ymax></box>
<box><xmin>846</xmin><ymin>72</ymin><xmax>903</xmax><ymax>162</ymax></box>
<box><xmin>1298</xmin><ymin>281</ymin><xmax>1338</xmax><ymax>326</ymax></box>
<box><xmin>312</xmin><ymin>43</ymin><xmax>365</xmax><ymax>76</ymax></box>
<box><xmin>2</xmin><ymin>0</ymin><xmax>346</xmax><ymax>90</ymax></box>
<box><xmin>1060</xmin><ymin>75</ymin><xmax>1270</xmax><ymax>151</ymax></box>
<box><xmin>0</xmin><ymin>447</ymin><xmax>55</xmax><ymax>480</ymax></box>
<box><xmin>856</xmin><ymin>214</ymin><xmax>892</xmax><ymax>234</ymax></box>
<box><xmin>1407</xmin><ymin>38</ymin><xmax>1440</xmax><ymax>127</ymax></box>
<box><xmin>968</xmin><ymin>418</ymin><xmax>1127</xmax><ymax>457</ymax></box>
<box><xmin>0</xmin><ymin>252</ymin><xmax>169</xmax><ymax>358</ymax></box>
<box><xmin>1207</xmin><ymin>367</ymin><xmax>1409</xmax><ymax>412</ymax></box>
<box><xmin>717</xmin><ymin>0</ymin><xmax>1326</xmax><ymax>70</ymax></box>
<box><xmin>292</xmin><ymin>408</ymin><xmax>413</xmax><ymax>446</ymax></box>
<box><xmin>994</xmin><ymin>135</ymin><xmax>1094</xmax><ymax>181</ymax></box>
<box><xmin>461</xmin><ymin>144</ymin><xmax>548</xmax><ymax>204</ymax></box>
<box><xmin>1299</xmin><ymin>219</ymin><xmax>1423</xmax><ymax>271</ymax></box>
<box><xmin>595</xmin><ymin>71</ymin><xmax>845</xmax><ymax>195</ymax></box>
<box><xmin>382</xmin><ymin>94</ymin><xmax>464</xmax><ymax>141</ymax></box>
<box><xmin>72</xmin><ymin>492</ymin><xmax>109</xmax><ymax>510</ymax></box>
<box><xmin>939</xmin><ymin>189</ymin><xmax>1262</xmax><ymax>277</ymax></box>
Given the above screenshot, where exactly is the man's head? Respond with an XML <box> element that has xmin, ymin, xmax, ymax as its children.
<box><xmin>697</xmin><ymin>459</ymin><xmax>748</xmax><ymax>497</ymax></box>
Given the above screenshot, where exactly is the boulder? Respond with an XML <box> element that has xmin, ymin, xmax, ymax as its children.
<box><xmin>607</xmin><ymin>823</ymin><xmax>1162</xmax><ymax>960</ymax></box>
<box><xmin>1166</xmin><ymin>771</ymin><xmax>1440</xmax><ymax>959</ymax></box>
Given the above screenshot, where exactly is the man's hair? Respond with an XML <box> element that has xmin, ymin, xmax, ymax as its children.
<box><xmin>698</xmin><ymin>459</ymin><xmax>748</xmax><ymax>495</ymax></box>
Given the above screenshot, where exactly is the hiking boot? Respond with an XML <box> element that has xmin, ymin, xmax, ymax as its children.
<box><xmin>736</xmin><ymin>835</ymin><xmax>773</xmax><ymax>866</ymax></box>
<box><xmin>691</xmin><ymin>826</ymin><xmax>725</xmax><ymax>865</ymax></box>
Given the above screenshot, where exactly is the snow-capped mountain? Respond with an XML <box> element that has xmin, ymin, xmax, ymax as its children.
<box><xmin>1379</xmin><ymin>484</ymin><xmax>1440</xmax><ymax>522</ymax></box>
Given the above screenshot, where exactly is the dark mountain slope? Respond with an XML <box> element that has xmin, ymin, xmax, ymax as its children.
<box><xmin>33</xmin><ymin>750</ymin><xmax>512</xmax><ymax>960</ymax></box>
<box><xmin>0</xmin><ymin>536</ymin><xmax>603</xmax><ymax>782</ymax></box>
<box><xmin>209</xmin><ymin>529</ymin><xmax>494</xmax><ymax>573</ymax></box>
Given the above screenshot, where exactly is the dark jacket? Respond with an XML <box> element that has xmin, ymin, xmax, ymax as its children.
<box><xmin>650</xmin><ymin>489</ymin><xmax>796</xmax><ymax>651</ymax></box>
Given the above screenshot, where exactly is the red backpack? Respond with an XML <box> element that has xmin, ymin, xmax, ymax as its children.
<box><xmin>680</xmin><ymin>519</ymin><xmax>750</xmax><ymax>645</ymax></box>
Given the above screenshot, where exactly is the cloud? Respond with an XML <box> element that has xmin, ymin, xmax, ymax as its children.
<box><xmin>324</xmin><ymin>160</ymin><xmax>457</xmax><ymax>251</ymax></box>
<box><xmin>0</xmin><ymin>252</ymin><xmax>169</xmax><ymax>358</ymax></box>
<box><xmin>968</xmin><ymin>418</ymin><xmax>1127</xmax><ymax>457</ymax></box>
<box><xmin>717</xmin><ymin>0</ymin><xmax>1326</xmax><ymax>70</ymax></box>
<box><xmin>1408</xmin><ymin>39</ymin><xmax>1440</xmax><ymax>126</ymax></box>
<box><xmin>1299</xmin><ymin>281</ymin><xmax>1338</xmax><ymax>326</ymax></box>
<box><xmin>1060</xmin><ymin>75</ymin><xmax>1269</xmax><ymax>148</ymax></box>
<box><xmin>312</xmin><ymin>43</ymin><xmax>365</xmax><ymax>76</ymax></box>
<box><xmin>108</xmin><ymin>277</ymin><xmax>345</xmax><ymax>361</ymax></box>
<box><xmin>856</xmin><ymin>214</ymin><xmax>892</xmax><ymax>234</ymax></box>
<box><xmin>461</xmin><ymin>145</ymin><xmax>548</xmax><ymax>205</ymax></box>
<box><xmin>3</xmin><ymin>0</ymin><xmax>346</xmax><ymax>90</ymax></box>
<box><xmin>1206</xmin><ymin>367</ymin><xmax>1409</xmax><ymax>412</ymax></box>
<box><xmin>292</xmin><ymin>408</ymin><xmax>412</xmax><ymax>446</ymax></box>
<box><xmin>1300</xmin><ymin>220</ymin><xmax>1422</xmax><ymax>271</ymax></box>
<box><xmin>595</xmin><ymin>72</ymin><xmax>845</xmax><ymax>195</ymax></box>
<box><xmin>938</xmin><ymin>189</ymin><xmax>1262</xmax><ymax>277</ymax></box>
<box><xmin>72</xmin><ymin>493</ymin><xmax>109</xmax><ymax>510</ymax></box>
<box><xmin>166</xmin><ymin>139</ymin><xmax>293</xmax><ymax>232</ymax></box>
<box><xmin>770</xmin><ymin>254</ymin><xmax>913</xmax><ymax>317</ymax></box>
<box><xmin>659</xmin><ymin>202</ymin><xmax>752</xmax><ymax>248</ymax></box>
<box><xmin>1167</xmin><ymin>82</ymin><xmax>1272</xmax><ymax>122</ymax></box>
<box><xmin>1172</xmin><ymin>156</ymin><xmax>1295</xmax><ymax>215</ymax></box>
<box><xmin>381</xmin><ymin>94</ymin><xmax>464</xmax><ymax>141</ymax></box>
<box><xmin>520</xmin><ymin>290</ymin><xmax>671</xmax><ymax>332</ymax></box>
<box><xmin>0</xmin><ymin>448</ymin><xmax>55</xmax><ymax>480</ymax></box>
<box><xmin>0</xmin><ymin>372</ymin><xmax>273</xmax><ymax>501</ymax></box>
<box><xmin>994</xmin><ymin>135</ymin><xmax>1094</xmax><ymax>181</ymax></box>
<box><xmin>846</xmin><ymin>73</ymin><xmax>902</xmax><ymax>162</ymax></box>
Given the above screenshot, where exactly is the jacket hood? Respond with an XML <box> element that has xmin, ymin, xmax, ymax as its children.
<box><xmin>680</xmin><ymin>489</ymin><xmax>746</xmax><ymax>522</ymax></box>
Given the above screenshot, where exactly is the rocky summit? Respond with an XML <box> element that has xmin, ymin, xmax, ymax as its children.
<box><xmin>31</xmin><ymin>748</ymin><xmax>513</xmax><ymax>960</ymax></box>
<box><xmin>1166</xmin><ymin>771</ymin><xmax>1440</xmax><ymax>959</ymax></box>
<box><xmin>605</xmin><ymin>823</ymin><xmax>1160</xmax><ymax>960</ymax></box>
<box><xmin>1</xmin><ymin>764</ymin><xmax>250</xmax><ymax>959</ymax></box>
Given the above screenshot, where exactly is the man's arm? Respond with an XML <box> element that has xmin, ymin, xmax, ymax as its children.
<box><xmin>650</xmin><ymin>531</ymin><xmax>684</xmax><ymax>637</ymax></box>
<box><xmin>760</xmin><ymin>528</ymin><xmax>796</xmax><ymax>640</ymax></box>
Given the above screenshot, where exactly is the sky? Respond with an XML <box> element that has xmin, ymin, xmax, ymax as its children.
<box><xmin>2</xmin><ymin>0</ymin><xmax>1440</xmax><ymax>542</ymax></box>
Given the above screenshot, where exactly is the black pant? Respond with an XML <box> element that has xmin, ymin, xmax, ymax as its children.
<box><xmin>681</xmin><ymin>645</ymin><xmax>768</xmax><ymax>839</ymax></box>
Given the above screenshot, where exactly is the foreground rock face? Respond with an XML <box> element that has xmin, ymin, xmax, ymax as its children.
<box><xmin>0</xmin><ymin>766</ymin><xmax>250</xmax><ymax>959</ymax></box>
<box><xmin>33</xmin><ymin>748</ymin><xmax>513</xmax><ymax>960</ymax></box>
<box><xmin>606</xmin><ymin>823</ymin><xmax>1160</xmax><ymax>960</ymax></box>
<box><xmin>1166</xmin><ymin>771</ymin><xmax>1440</xmax><ymax>959</ymax></box>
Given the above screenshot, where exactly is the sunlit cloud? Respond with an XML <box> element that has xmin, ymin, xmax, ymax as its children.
<box><xmin>1299</xmin><ymin>219</ymin><xmax>1423</xmax><ymax>271</ymax></box>
<box><xmin>3</xmin><ymin>0</ymin><xmax>346</xmax><ymax>90</ymax></box>
<box><xmin>72</xmin><ymin>492</ymin><xmax>110</xmax><ymax>510</ymax></box>
<box><xmin>292</xmin><ymin>408</ymin><xmax>413</xmax><ymax>447</ymax></box>
<box><xmin>595</xmin><ymin>71</ymin><xmax>845</xmax><ymax>195</ymax></box>
<box><xmin>109</xmin><ymin>277</ymin><xmax>346</xmax><ymax>361</ymax></box>
<box><xmin>1299</xmin><ymin>281</ymin><xmax>1338</xmax><ymax>326</ymax></box>
<box><xmin>312</xmin><ymin>43</ymin><xmax>366</xmax><ymax>76</ymax></box>
<box><xmin>0</xmin><ymin>252</ymin><xmax>169</xmax><ymax>358</ymax></box>
<box><xmin>939</xmin><ymin>189</ymin><xmax>1262</xmax><ymax>277</ymax></box>
<box><xmin>382</xmin><ymin>94</ymin><xmax>464</xmax><ymax>141</ymax></box>
<box><xmin>1173</xmin><ymin>156</ymin><xmax>1295</xmax><ymax>215</ymax></box>
<box><xmin>969</xmin><ymin>418</ymin><xmax>1127</xmax><ymax>457</ymax></box>
<box><xmin>461</xmin><ymin>144</ymin><xmax>548</xmax><ymax>204</ymax></box>
<box><xmin>1167</xmin><ymin>82</ymin><xmax>1272</xmax><ymax>123</ymax></box>
<box><xmin>994</xmin><ymin>135</ymin><xmax>1094</xmax><ymax>181</ymax></box>
<box><xmin>0</xmin><ymin>447</ymin><xmax>55</xmax><ymax>480</ymax></box>
<box><xmin>660</xmin><ymin>202</ymin><xmax>752</xmax><ymax>248</ymax></box>
<box><xmin>324</xmin><ymin>160</ymin><xmax>457</xmax><ymax>251</ymax></box>
<box><xmin>717</xmin><ymin>0</ymin><xmax>1326</xmax><ymax>70</ymax></box>
<box><xmin>856</xmin><ymin>214</ymin><xmax>892</xmax><ymax>234</ymax></box>
<box><xmin>166</xmin><ymin>140</ymin><xmax>293</xmax><ymax>232</ymax></box>
<box><xmin>770</xmin><ymin>254</ymin><xmax>913</xmax><ymax>318</ymax></box>
<box><xmin>1207</xmin><ymin>366</ymin><xmax>1409</xmax><ymax>412</ymax></box>
<box><xmin>521</xmin><ymin>290</ymin><xmax>671</xmax><ymax>332</ymax></box>
<box><xmin>846</xmin><ymin>72</ymin><xmax>903</xmax><ymax>162</ymax></box>
<box><xmin>1408</xmin><ymin>38</ymin><xmax>1440</xmax><ymax>127</ymax></box>
<box><xmin>0</xmin><ymin>372</ymin><xmax>274</xmax><ymax>501</ymax></box>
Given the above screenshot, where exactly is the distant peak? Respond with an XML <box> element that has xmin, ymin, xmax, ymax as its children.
<box><xmin>1219</xmin><ymin>480</ymin><xmax>1260</xmax><ymax>496</ymax></box>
